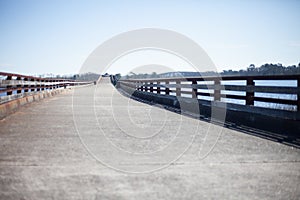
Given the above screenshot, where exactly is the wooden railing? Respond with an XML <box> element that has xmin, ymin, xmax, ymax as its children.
<box><xmin>0</xmin><ymin>72</ymin><xmax>93</xmax><ymax>98</ymax></box>
<box><xmin>118</xmin><ymin>74</ymin><xmax>300</xmax><ymax>112</ymax></box>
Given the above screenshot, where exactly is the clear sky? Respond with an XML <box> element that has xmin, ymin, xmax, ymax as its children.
<box><xmin>0</xmin><ymin>0</ymin><xmax>299</xmax><ymax>76</ymax></box>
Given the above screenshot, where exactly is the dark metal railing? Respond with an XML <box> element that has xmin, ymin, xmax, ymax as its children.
<box><xmin>118</xmin><ymin>74</ymin><xmax>300</xmax><ymax>112</ymax></box>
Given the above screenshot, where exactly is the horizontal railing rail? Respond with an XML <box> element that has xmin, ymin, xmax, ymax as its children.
<box><xmin>0</xmin><ymin>72</ymin><xmax>93</xmax><ymax>97</ymax></box>
<box><xmin>117</xmin><ymin>74</ymin><xmax>300</xmax><ymax>112</ymax></box>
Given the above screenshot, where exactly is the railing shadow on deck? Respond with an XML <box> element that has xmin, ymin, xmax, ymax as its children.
<box><xmin>113</xmin><ymin>74</ymin><xmax>300</xmax><ymax>148</ymax></box>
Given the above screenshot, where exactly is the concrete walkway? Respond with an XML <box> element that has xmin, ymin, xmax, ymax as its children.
<box><xmin>0</xmin><ymin>77</ymin><xmax>299</xmax><ymax>199</ymax></box>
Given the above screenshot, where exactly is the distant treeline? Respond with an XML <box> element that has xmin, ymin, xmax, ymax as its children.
<box><xmin>221</xmin><ymin>63</ymin><xmax>300</xmax><ymax>76</ymax></box>
<box><xmin>73</xmin><ymin>73</ymin><xmax>101</xmax><ymax>81</ymax></box>
<box><xmin>39</xmin><ymin>72</ymin><xmax>101</xmax><ymax>81</ymax></box>
<box><xmin>119</xmin><ymin>63</ymin><xmax>300</xmax><ymax>79</ymax></box>
<box><xmin>39</xmin><ymin>63</ymin><xmax>300</xmax><ymax>82</ymax></box>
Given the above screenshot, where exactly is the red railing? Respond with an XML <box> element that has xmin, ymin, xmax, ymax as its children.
<box><xmin>0</xmin><ymin>72</ymin><xmax>93</xmax><ymax>98</ymax></box>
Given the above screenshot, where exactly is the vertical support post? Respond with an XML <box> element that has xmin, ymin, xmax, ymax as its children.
<box><xmin>176</xmin><ymin>80</ymin><xmax>181</xmax><ymax>97</ymax></box>
<box><xmin>150</xmin><ymin>82</ymin><xmax>153</xmax><ymax>93</ymax></box>
<box><xmin>16</xmin><ymin>76</ymin><xmax>22</xmax><ymax>94</ymax></box>
<box><xmin>297</xmin><ymin>78</ymin><xmax>300</xmax><ymax>112</ymax></box>
<box><xmin>45</xmin><ymin>80</ymin><xmax>48</xmax><ymax>90</ymax></box>
<box><xmin>31</xmin><ymin>78</ymin><xmax>35</xmax><ymax>92</ymax></box>
<box><xmin>145</xmin><ymin>82</ymin><xmax>148</xmax><ymax>92</ymax></box>
<box><xmin>6</xmin><ymin>75</ymin><xmax>12</xmax><ymax>95</ymax></box>
<box><xmin>140</xmin><ymin>81</ymin><xmax>143</xmax><ymax>91</ymax></box>
<box><xmin>214</xmin><ymin>79</ymin><xmax>220</xmax><ymax>101</ymax></box>
<box><xmin>157</xmin><ymin>81</ymin><xmax>160</xmax><ymax>94</ymax></box>
<box><xmin>165</xmin><ymin>81</ymin><xmax>170</xmax><ymax>95</ymax></box>
<box><xmin>192</xmin><ymin>80</ymin><xmax>197</xmax><ymax>98</ymax></box>
<box><xmin>116</xmin><ymin>80</ymin><xmax>120</xmax><ymax>88</ymax></box>
<box><xmin>24</xmin><ymin>78</ymin><xmax>29</xmax><ymax>92</ymax></box>
<box><xmin>37</xmin><ymin>79</ymin><xmax>40</xmax><ymax>91</ymax></box>
<box><xmin>41</xmin><ymin>80</ymin><xmax>44</xmax><ymax>91</ymax></box>
<box><xmin>50</xmin><ymin>80</ymin><xmax>53</xmax><ymax>90</ymax></box>
<box><xmin>246</xmin><ymin>78</ymin><xmax>255</xmax><ymax>106</ymax></box>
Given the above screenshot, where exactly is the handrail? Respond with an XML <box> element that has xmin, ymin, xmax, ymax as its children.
<box><xmin>0</xmin><ymin>72</ymin><xmax>93</xmax><ymax>97</ymax></box>
<box><xmin>117</xmin><ymin>74</ymin><xmax>300</xmax><ymax>112</ymax></box>
<box><xmin>0</xmin><ymin>71</ymin><xmax>76</xmax><ymax>81</ymax></box>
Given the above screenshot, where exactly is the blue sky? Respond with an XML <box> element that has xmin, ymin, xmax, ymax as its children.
<box><xmin>0</xmin><ymin>0</ymin><xmax>299</xmax><ymax>75</ymax></box>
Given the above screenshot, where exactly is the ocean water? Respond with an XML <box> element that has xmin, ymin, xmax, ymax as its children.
<box><xmin>172</xmin><ymin>80</ymin><xmax>298</xmax><ymax>111</ymax></box>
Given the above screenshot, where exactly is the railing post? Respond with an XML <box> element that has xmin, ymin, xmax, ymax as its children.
<box><xmin>157</xmin><ymin>81</ymin><xmax>160</xmax><ymax>94</ymax></box>
<box><xmin>16</xmin><ymin>76</ymin><xmax>22</xmax><ymax>94</ymax></box>
<box><xmin>165</xmin><ymin>81</ymin><xmax>170</xmax><ymax>95</ymax></box>
<box><xmin>176</xmin><ymin>80</ymin><xmax>181</xmax><ymax>97</ymax></box>
<box><xmin>37</xmin><ymin>79</ymin><xmax>40</xmax><ymax>91</ymax></box>
<box><xmin>31</xmin><ymin>78</ymin><xmax>35</xmax><ymax>92</ymax></box>
<box><xmin>144</xmin><ymin>82</ymin><xmax>147</xmax><ymax>92</ymax></box>
<box><xmin>134</xmin><ymin>81</ymin><xmax>137</xmax><ymax>90</ymax></box>
<box><xmin>6</xmin><ymin>75</ymin><xmax>12</xmax><ymax>95</ymax></box>
<box><xmin>140</xmin><ymin>81</ymin><xmax>142</xmax><ymax>91</ymax></box>
<box><xmin>246</xmin><ymin>78</ymin><xmax>255</xmax><ymax>106</ymax></box>
<box><xmin>297</xmin><ymin>78</ymin><xmax>300</xmax><ymax>112</ymax></box>
<box><xmin>41</xmin><ymin>80</ymin><xmax>44</xmax><ymax>91</ymax></box>
<box><xmin>140</xmin><ymin>81</ymin><xmax>143</xmax><ymax>91</ymax></box>
<box><xmin>192</xmin><ymin>80</ymin><xmax>197</xmax><ymax>98</ymax></box>
<box><xmin>214</xmin><ymin>79</ymin><xmax>220</xmax><ymax>101</ymax></box>
<box><xmin>24</xmin><ymin>78</ymin><xmax>29</xmax><ymax>92</ymax></box>
<box><xmin>150</xmin><ymin>82</ymin><xmax>153</xmax><ymax>93</ymax></box>
<box><xmin>50</xmin><ymin>80</ymin><xmax>53</xmax><ymax>90</ymax></box>
<box><xmin>45</xmin><ymin>80</ymin><xmax>48</xmax><ymax>90</ymax></box>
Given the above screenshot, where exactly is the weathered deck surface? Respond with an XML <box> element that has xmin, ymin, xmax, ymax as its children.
<box><xmin>0</xmin><ymin>77</ymin><xmax>299</xmax><ymax>199</ymax></box>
